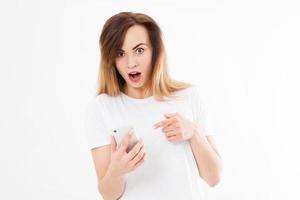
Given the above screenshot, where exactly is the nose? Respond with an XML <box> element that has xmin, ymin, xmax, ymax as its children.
<box><xmin>126</xmin><ymin>54</ymin><xmax>137</xmax><ymax>69</ymax></box>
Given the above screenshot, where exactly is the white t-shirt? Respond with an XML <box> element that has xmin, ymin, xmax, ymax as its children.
<box><xmin>84</xmin><ymin>84</ymin><xmax>215</xmax><ymax>200</ymax></box>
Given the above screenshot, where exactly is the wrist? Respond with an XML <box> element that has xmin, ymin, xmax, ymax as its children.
<box><xmin>105</xmin><ymin>166</ymin><xmax>126</xmax><ymax>181</ymax></box>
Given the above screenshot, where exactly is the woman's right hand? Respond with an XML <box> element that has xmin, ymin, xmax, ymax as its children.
<box><xmin>106</xmin><ymin>129</ymin><xmax>146</xmax><ymax>178</ymax></box>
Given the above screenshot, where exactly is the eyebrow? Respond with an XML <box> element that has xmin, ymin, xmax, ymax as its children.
<box><xmin>118</xmin><ymin>43</ymin><xmax>147</xmax><ymax>52</ymax></box>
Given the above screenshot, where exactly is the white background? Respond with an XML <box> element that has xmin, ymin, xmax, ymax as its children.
<box><xmin>1</xmin><ymin>0</ymin><xmax>299</xmax><ymax>199</ymax></box>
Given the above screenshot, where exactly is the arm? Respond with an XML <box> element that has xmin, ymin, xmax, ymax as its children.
<box><xmin>99</xmin><ymin>169</ymin><xmax>127</xmax><ymax>200</ymax></box>
<box><xmin>91</xmin><ymin>145</ymin><xmax>126</xmax><ymax>200</ymax></box>
<box><xmin>91</xmin><ymin>130</ymin><xmax>145</xmax><ymax>200</ymax></box>
<box><xmin>188</xmin><ymin>126</ymin><xmax>223</xmax><ymax>187</ymax></box>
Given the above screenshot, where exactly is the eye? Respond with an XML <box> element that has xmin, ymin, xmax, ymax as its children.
<box><xmin>116</xmin><ymin>51</ymin><xmax>125</xmax><ymax>57</ymax></box>
<box><xmin>135</xmin><ymin>48</ymin><xmax>144</xmax><ymax>54</ymax></box>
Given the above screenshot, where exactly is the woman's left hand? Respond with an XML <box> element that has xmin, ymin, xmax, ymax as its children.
<box><xmin>153</xmin><ymin>112</ymin><xmax>197</xmax><ymax>143</ymax></box>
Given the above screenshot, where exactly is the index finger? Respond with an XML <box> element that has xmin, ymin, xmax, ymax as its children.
<box><xmin>154</xmin><ymin>118</ymin><xmax>173</xmax><ymax>129</ymax></box>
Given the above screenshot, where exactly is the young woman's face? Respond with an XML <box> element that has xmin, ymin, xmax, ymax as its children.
<box><xmin>115</xmin><ymin>25</ymin><xmax>153</xmax><ymax>91</ymax></box>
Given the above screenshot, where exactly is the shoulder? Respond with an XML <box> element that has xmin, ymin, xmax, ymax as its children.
<box><xmin>188</xmin><ymin>84</ymin><xmax>201</xmax><ymax>93</ymax></box>
<box><xmin>176</xmin><ymin>84</ymin><xmax>201</xmax><ymax>99</ymax></box>
<box><xmin>85</xmin><ymin>93</ymin><xmax>121</xmax><ymax>116</ymax></box>
<box><xmin>178</xmin><ymin>84</ymin><xmax>204</xmax><ymax>109</ymax></box>
<box><xmin>85</xmin><ymin>94</ymin><xmax>108</xmax><ymax>113</ymax></box>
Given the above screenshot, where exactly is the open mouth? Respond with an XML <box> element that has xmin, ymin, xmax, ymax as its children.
<box><xmin>128</xmin><ymin>72</ymin><xmax>142</xmax><ymax>82</ymax></box>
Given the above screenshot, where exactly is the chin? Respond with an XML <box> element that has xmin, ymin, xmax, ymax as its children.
<box><xmin>126</xmin><ymin>79</ymin><xmax>145</xmax><ymax>88</ymax></box>
<box><xmin>131</xmin><ymin>82</ymin><xmax>144</xmax><ymax>88</ymax></box>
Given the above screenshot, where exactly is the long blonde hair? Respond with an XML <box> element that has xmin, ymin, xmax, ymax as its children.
<box><xmin>96</xmin><ymin>12</ymin><xmax>192</xmax><ymax>101</ymax></box>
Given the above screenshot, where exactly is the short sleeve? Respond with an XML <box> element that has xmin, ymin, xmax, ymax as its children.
<box><xmin>83</xmin><ymin>96</ymin><xmax>111</xmax><ymax>150</ymax></box>
<box><xmin>190</xmin><ymin>85</ymin><xmax>216</xmax><ymax>136</ymax></box>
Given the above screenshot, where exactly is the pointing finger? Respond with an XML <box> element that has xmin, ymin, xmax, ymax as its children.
<box><xmin>153</xmin><ymin>118</ymin><xmax>173</xmax><ymax>129</ymax></box>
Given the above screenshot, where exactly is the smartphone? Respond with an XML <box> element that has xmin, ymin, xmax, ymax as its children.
<box><xmin>111</xmin><ymin>125</ymin><xmax>139</xmax><ymax>152</ymax></box>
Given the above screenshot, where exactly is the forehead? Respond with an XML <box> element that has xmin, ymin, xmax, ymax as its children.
<box><xmin>121</xmin><ymin>25</ymin><xmax>150</xmax><ymax>49</ymax></box>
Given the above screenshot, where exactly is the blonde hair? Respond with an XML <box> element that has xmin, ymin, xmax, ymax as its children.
<box><xmin>96</xmin><ymin>11</ymin><xmax>192</xmax><ymax>101</ymax></box>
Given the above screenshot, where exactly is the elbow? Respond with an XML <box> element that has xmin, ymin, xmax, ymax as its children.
<box><xmin>200</xmin><ymin>172</ymin><xmax>221</xmax><ymax>187</ymax></box>
<box><xmin>204</xmin><ymin>168</ymin><xmax>223</xmax><ymax>188</ymax></box>
<box><xmin>207</xmin><ymin>176</ymin><xmax>221</xmax><ymax>187</ymax></box>
<box><xmin>207</xmin><ymin>160</ymin><xmax>223</xmax><ymax>187</ymax></box>
<box><xmin>98</xmin><ymin>180</ymin><xmax>126</xmax><ymax>200</ymax></box>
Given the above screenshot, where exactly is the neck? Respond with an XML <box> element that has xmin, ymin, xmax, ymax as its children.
<box><xmin>123</xmin><ymin>84</ymin><xmax>152</xmax><ymax>99</ymax></box>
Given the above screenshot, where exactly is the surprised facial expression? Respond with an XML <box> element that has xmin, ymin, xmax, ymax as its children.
<box><xmin>115</xmin><ymin>25</ymin><xmax>153</xmax><ymax>90</ymax></box>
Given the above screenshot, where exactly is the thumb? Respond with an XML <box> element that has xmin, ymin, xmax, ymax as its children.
<box><xmin>110</xmin><ymin>135</ymin><xmax>117</xmax><ymax>153</ymax></box>
<box><xmin>164</xmin><ymin>112</ymin><xmax>176</xmax><ymax>118</ymax></box>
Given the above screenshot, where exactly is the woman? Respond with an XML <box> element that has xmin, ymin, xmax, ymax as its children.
<box><xmin>84</xmin><ymin>11</ymin><xmax>223</xmax><ymax>200</ymax></box>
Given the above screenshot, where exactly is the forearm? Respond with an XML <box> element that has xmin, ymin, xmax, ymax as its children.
<box><xmin>188</xmin><ymin>127</ymin><xmax>223</xmax><ymax>187</ymax></box>
<box><xmin>98</xmin><ymin>169</ymin><xmax>127</xmax><ymax>200</ymax></box>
